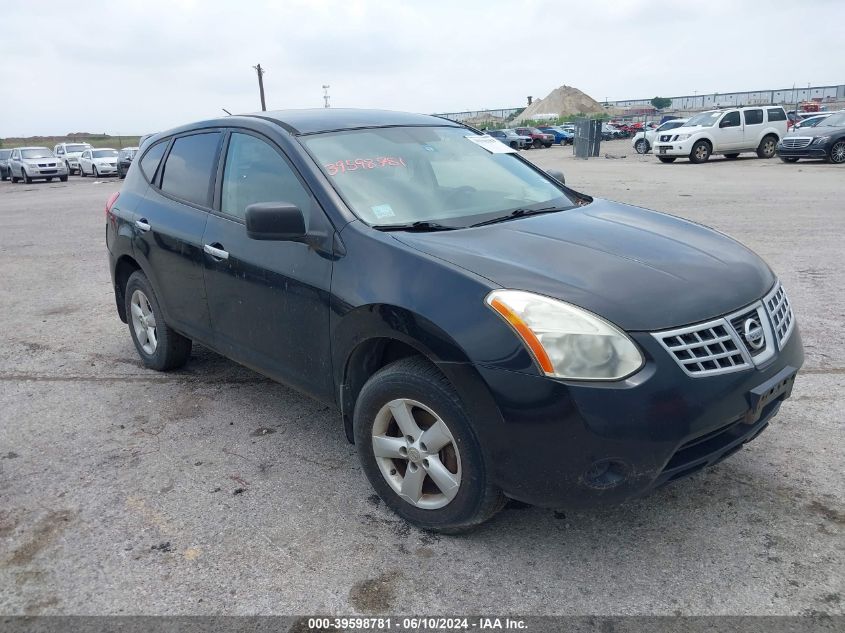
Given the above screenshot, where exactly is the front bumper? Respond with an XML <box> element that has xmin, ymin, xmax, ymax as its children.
<box><xmin>469</xmin><ymin>324</ymin><xmax>804</xmax><ymax>508</ymax></box>
<box><xmin>654</xmin><ymin>140</ymin><xmax>695</xmax><ymax>156</ymax></box>
<box><xmin>94</xmin><ymin>164</ymin><xmax>118</xmax><ymax>175</ymax></box>
<box><xmin>776</xmin><ymin>144</ymin><xmax>828</xmax><ymax>159</ymax></box>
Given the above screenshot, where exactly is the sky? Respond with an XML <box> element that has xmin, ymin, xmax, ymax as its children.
<box><xmin>1</xmin><ymin>0</ymin><xmax>842</xmax><ymax>137</ymax></box>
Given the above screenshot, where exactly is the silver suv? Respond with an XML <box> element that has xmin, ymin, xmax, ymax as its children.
<box><xmin>54</xmin><ymin>142</ymin><xmax>93</xmax><ymax>175</ymax></box>
<box><xmin>9</xmin><ymin>147</ymin><xmax>68</xmax><ymax>183</ymax></box>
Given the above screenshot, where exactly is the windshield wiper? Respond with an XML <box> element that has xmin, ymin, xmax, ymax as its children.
<box><xmin>470</xmin><ymin>206</ymin><xmax>568</xmax><ymax>228</ymax></box>
<box><xmin>373</xmin><ymin>220</ymin><xmax>458</xmax><ymax>232</ymax></box>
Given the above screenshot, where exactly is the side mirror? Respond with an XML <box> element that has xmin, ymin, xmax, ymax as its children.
<box><xmin>547</xmin><ymin>169</ymin><xmax>566</xmax><ymax>185</ymax></box>
<box><xmin>245</xmin><ymin>202</ymin><xmax>306</xmax><ymax>241</ymax></box>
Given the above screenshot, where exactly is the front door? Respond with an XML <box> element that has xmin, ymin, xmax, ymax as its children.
<box><xmin>201</xmin><ymin>130</ymin><xmax>334</xmax><ymax>401</ymax></box>
<box><xmin>717</xmin><ymin>110</ymin><xmax>744</xmax><ymax>150</ymax></box>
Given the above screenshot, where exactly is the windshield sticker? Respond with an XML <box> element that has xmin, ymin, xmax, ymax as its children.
<box><xmin>371</xmin><ymin>204</ymin><xmax>396</xmax><ymax>219</ymax></box>
<box><xmin>465</xmin><ymin>134</ymin><xmax>517</xmax><ymax>154</ymax></box>
<box><xmin>325</xmin><ymin>157</ymin><xmax>407</xmax><ymax>176</ymax></box>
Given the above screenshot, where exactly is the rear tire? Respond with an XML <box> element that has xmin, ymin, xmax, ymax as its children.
<box><xmin>354</xmin><ymin>356</ymin><xmax>505</xmax><ymax>533</ymax></box>
<box><xmin>779</xmin><ymin>156</ymin><xmax>799</xmax><ymax>163</ymax></box>
<box><xmin>756</xmin><ymin>135</ymin><xmax>777</xmax><ymax>159</ymax></box>
<box><xmin>124</xmin><ymin>271</ymin><xmax>192</xmax><ymax>371</ymax></box>
<box><xmin>657</xmin><ymin>156</ymin><xmax>676</xmax><ymax>163</ymax></box>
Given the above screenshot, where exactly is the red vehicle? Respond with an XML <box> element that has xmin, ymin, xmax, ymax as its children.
<box><xmin>515</xmin><ymin>127</ymin><xmax>554</xmax><ymax>149</ymax></box>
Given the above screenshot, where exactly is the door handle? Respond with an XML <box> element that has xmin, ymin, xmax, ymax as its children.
<box><xmin>135</xmin><ymin>218</ymin><xmax>151</xmax><ymax>232</ymax></box>
<box><xmin>203</xmin><ymin>243</ymin><xmax>229</xmax><ymax>261</ymax></box>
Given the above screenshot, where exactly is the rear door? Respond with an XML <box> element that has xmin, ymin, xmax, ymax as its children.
<box><xmin>131</xmin><ymin>131</ymin><xmax>222</xmax><ymax>342</ymax></box>
<box><xmin>742</xmin><ymin>109</ymin><xmax>765</xmax><ymax>148</ymax></box>
<box><xmin>201</xmin><ymin>130</ymin><xmax>334</xmax><ymax>400</ymax></box>
<box><xmin>717</xmin><ymin>110</ymin><xmax>743</xmax><ymax>150</ymax></box>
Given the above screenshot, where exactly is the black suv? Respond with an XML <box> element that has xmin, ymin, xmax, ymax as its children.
<box><xmin>107</xmin><ymin>109</ymin><xmax>803</xmax><ymax>532</ymax></box>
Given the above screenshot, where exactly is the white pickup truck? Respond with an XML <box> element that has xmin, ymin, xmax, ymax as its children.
<box><xmin>653</xmin><ymin>106</ymin><xmax>788</xmax><ymax>163</ymax></box>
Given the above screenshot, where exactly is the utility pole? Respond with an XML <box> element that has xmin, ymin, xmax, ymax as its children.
<box><xmin>322</xmin><ymin>84</ymin><xmax>331</xmax><ymax>108</ymax></box>
<box><xmin>253</xmin><ymin>64</ymin><xmax>267</xmax><ymax>111</ymax></box>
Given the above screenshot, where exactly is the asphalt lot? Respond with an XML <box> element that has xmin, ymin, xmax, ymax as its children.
<box><xmin>1</xmin><ymin>141</ymin><xmax>843</xmax><ymax>616</ymax></box>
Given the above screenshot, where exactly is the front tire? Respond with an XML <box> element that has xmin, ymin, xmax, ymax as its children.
<box><xmin>93</xmin><ymin>165</ymin><xmax>99</xmax><ymax>178</ymax></box>
<box><xmin>829</xmin><ymin>140</ymin><xmax>845</xmax><ymax>164</ymax></box>
<box><xmin>532</xmin><ymin>139</ymin><xmax>542</xmax><ymax>149</ymax></box>
<box><xmin>354</xmin><ymin>356</ymin><xmax>505</xmax><ymax>533</ymax></box>
<box><xmin>634</xmin><ymin>139</ymin><xmax>649</xmax><ymax>154</ymax></box>
<box><xmin>756</xmin><ymin>135</ymin><xmax>777</xmax><ymax>159</ymax></box>
<box><xmin>124</xmin><ymin>271</ymin><xmax>192</xmax><ymax>371</ymax></box>
<box><xmin>80</xmin><ymin>165</ymin><xmax>87</xmax><ymax>177</ymax></box>
<box><xmin>689</xmin><ymin>140</ymin><xmax>711</xmax><ymax>163</ymax></box>
<box><xmin>23</xmin><ymin>170</ymin><xmax>33</xmax><ymax>184</ymax></box>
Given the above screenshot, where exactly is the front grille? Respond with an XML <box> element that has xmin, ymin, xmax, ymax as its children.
<box><xmin>781</xmin><ymin>137</ymin><xmax>812</xmax><ymax>149</ymax></box>
<box><xmin>764</xmin><ymin>283</ymin><xmax>794</xmax><ymax>349</ymax></box>
<box><xmin>654</xmin><ymin>320</ymin><xmax>748</xmax><ymax>377</ymax></box>
<box><xmin>37</xmin><ymin>162</ymin><xmax>57</xmax><ymax>168</ymax></box>
<box><xmin>729</xmin><ymin>307</ymin><xmax>766</xmax><ymax>357</ymax></box>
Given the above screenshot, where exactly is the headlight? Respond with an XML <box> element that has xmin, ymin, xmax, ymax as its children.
<box><xmin>812</xmin><ymin>136</ymin><xmax>830</xmax><ymax>145</ymax></box>
<box><xmin>486</xmin><ymin>290</ymin><xmax>644</xmax><ymax>380</ymax></box>
<box><xmin>675</xmin><ymin>134</ymin><xmax>690</xmax><ymax>141</ymax></box>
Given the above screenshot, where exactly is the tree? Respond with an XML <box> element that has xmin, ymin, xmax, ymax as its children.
<box><xmin>651</xmin><ymin>96</ymin><xmax>672</xmax><ymax>110</ymax></box>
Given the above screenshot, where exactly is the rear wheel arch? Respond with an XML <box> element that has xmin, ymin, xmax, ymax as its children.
<box><xmin>114</xmin><ymin>255</ymin><xmax>142</xmax><ymax>322</ymax></box>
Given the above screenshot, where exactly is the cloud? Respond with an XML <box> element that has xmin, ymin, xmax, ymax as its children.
<box><xmin>0</xmin><ymin>0</ymin><xmax>842</xmax><ymax>137</ymax></box>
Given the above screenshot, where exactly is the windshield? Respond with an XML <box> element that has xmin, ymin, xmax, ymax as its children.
<box><xmin>21</xmin><ymin>148</ymin><xmax>53</xmax><ymax>159</ymax></box>
<box><xmin>684</xmin><ymin>111</ymin><xmax>722</xmax><ymax>127</ymax></box>
<box><xmin>66</xmin><ymin>144</ymin><xmax>90</xmax><ymax>153</ymax></box>
<box><xmin>303</xmin><ymin>126</ymin><xmax>573</xmax><ymax>228</ymax></box>
<box><xmin>658</xmin><ymin>120</ymin><xmax>685</xmax><ymax>132</ymax></box>
<box><xmin>93</xmin><ymin>150</ymin><xmax>119</xmax><ymax>158</ymax></box>
<box><xmin>819</xmin><ymin>112</ymin><xmax>845</xmax><ymax>127</ymax></box>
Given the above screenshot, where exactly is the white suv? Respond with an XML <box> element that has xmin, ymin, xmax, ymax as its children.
<box><xmin>653</xmin><ymin>106</ymin><xmax>788</xmax><ymax>163</ymax></box>
<box><xmin>54</xmin><ymin>142</ymin><xmax>93</xmax><ymax>174</ymax></box>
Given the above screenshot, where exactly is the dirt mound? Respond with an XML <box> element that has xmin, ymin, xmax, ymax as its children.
<box><xmin>515</xmin><ymin>85</ymin><xmax>606</xmax><ymax>122</ymax></box>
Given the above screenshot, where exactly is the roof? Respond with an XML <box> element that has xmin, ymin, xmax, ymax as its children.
<box><xmin>247</xmin><ymin>108</ymin><xmax>460</xmax><ymax>135</ymax></box>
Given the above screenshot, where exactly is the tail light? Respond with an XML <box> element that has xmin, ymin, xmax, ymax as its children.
<box><xmin>105</xmin><ymin>191</ymin><xmax>120</xmax><ymax>217</ymax></box>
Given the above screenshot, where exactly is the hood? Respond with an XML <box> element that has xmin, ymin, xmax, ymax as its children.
<box><xmin>393</xmin><ymin>199</ymin><xmax>775</xmax><ymax>331</ymax></box>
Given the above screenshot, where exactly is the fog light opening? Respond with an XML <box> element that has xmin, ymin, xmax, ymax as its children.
<box><xmin>584</xmin><ymin>459</ymin><xmax>629</xmax><ymax>490</ymax></box>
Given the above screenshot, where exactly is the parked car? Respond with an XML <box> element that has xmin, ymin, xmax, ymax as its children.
<box><xmin>792</xmin><ymin>113</ymin><xmax>831</xmax><ymax>130</ymax></box>
<box><xmin>107</xmin><ymin>109</ymin><xmax>803</xmax><ymax>532</ymax></box>
<box><xmin>515</xmin><ymin>126</ymin><xmax>554</xmax><ymax>148</ymax></box>
<box><xmin>486</xmin><ymin>129</ymin><xmax>527</xmax><ymax>150</ymax></box>
<box><xmin>117</xmin><ymin>147</ymin><xmax>139</xmax><ymax>179</ymax></box>
<box><xmin>79</xmin><ymin>148</ymin><xmax>120</xmax><ymax>177</ymax></box>
<box><xmin>632</xmin><ymin>118</ymin><xmax>689</xmax><ymax>154</ymax></box>
<box><xmin>776</xmin><ymin>110</ymin><xmax>845</xmax><ymax>164</ymax></box>
<box><xmin>54</xmin><ymin>142</ymin><xmax>93</xmax><ymax>175</ymax></box>
<box><xmin>8</xmin><ymin>147</ymin><xmax>68</xmax><ymax>183</ymax></box>
<box><xmin>0</xmin><ymin>149</ymin><xmax>12</xmax><ymax>181</ymax></box>
<box><xmin>538</xmin><ymin>126</ymin><xmax>573</xmax><ymax>145</ymax></box>
<box><xmin>653</xmin><ymin>106</ymin><xmax>788</xmax><ymax>163</ymax></box>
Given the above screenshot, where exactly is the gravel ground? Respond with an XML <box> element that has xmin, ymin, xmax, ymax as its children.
<box><xmin>0</xmin><ymin>146</ymin><xmax>842</xmax><ymax>617</ymax></box>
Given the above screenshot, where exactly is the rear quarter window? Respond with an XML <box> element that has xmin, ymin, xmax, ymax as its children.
<box><xmin>140</xmin><ymin>141</ymin><xmax>168</xmax><ymax>182</ymax></box>
<box><xmin>767</xmin><ymin>108</ymin><xmax>787</xmax><ymax>122</ymax></box>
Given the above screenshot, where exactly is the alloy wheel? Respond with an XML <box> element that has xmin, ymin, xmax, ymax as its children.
<box><xmin>761</xmin><ymin>138</ymin><xmax>776</xmax><ymax>157</ymax></box>
<box><xmin>695</xmin><ymin>144</ymin><xmax>709</xmax><ymax>161</ymax></box>
<box><xmin>130</xmin><ymin>289</ymin><xmax>158</xmax><ymax>355</ymax></box>
<box><xmin>371</xmin><ymin>398</ymin><xmax>462</xmax><ymax>510</ymax></box>
<box><xmin>830</xmin><ymin>141</ymin><xmax>845</xmax><ymax>164</ymax></box>
<box><xmin>635</xmin><ymin>139</ymin><xmax>647</xmax><ymax>154</ymax></box>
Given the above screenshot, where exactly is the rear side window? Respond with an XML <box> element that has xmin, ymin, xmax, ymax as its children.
<box><xmin>160</xmin><ymin>132</ymin><xmax>222</xmax><ymax>207</ymax></box>
<box><xmin>140</xmin><ymin>141</ymin><xmax>168</xmax><ymax>182</ymax></box>
<box><xmin>744</xmin><ymin>109</ymin><xmax>764</xmax><ymax>125</ymax></box>
<box><xmin>220</xmin><ymin>132</ymin><xmax>313</xmax><ymax>221</ymax></box>
<box><xmin>767</xmin><ymin>108</ymin><xmax>787</xmax><ymax>122</ymax></box>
